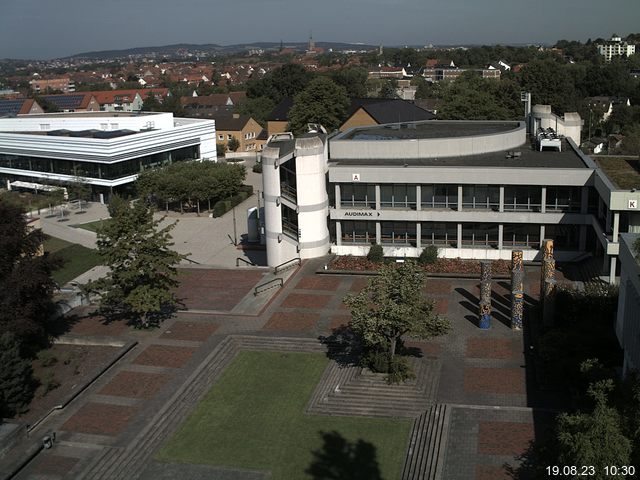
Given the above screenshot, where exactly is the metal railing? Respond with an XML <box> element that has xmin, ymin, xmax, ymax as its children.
<box><xmin>254</xmin><ymin>278</ymin><xmax>283</xmax><ymax>296</ymax></box>
<box><xmin>274</xmin><ymin>257</ymin><xmax>301</xmax><ymax>275</ymax></box>
<box><xmin>236</xmin><ymin>257</ymin><xmax>257</xmax><ymax>267</ymax></box>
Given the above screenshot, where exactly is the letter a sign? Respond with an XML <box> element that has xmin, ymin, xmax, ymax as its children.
<box><xmin>352</xmin><ymin>173</ymin><xmax>360</xmax><ymax>182</ymax></box>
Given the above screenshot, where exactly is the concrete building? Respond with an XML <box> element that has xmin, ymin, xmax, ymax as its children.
<box><xmin>261</xmin><ymin>107</ymin><xmax>640</xmax><ymax>282</ymax></box>
<box><xmin>597</xmin><ymin>34</ymin><xmax>636</xmax><ymax>62</ymax></box>
<box><xmin>615</xmin><ymin>233</ymin><xmax>640</xmax><ymax>375</ymax></box>
<box><xmin>0</xmin><ymin>111</ymin><xmax>216</xmax><ymax>200</ymax></box>
<box><xmin>29</xmin><ymin>77</ymin><xmax>75</xmax><ymax>94</ymax></box>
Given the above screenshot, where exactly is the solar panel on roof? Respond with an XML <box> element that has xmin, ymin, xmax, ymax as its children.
<box><xmin>42</xmin><ymin>95</ymin><xmax>85</xmax><ymax>109</ymax></box>
<box><xmin>0</xmin><ymin>100</ymin><xmax>25</xmax><ymax>116</ymax></box>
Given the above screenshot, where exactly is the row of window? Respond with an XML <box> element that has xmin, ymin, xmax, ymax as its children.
<box><xmin>339</xmin><ymin>184</ymin><xmax>587</xmax><ymax>212</ymax></box>
<box><xmin>339</xmin><ymin>221</ymin><xmax>579</xmax><ymax>249</ymax></box>
<box><xmin>0</xmin><ymin>145</ymin><xmax>199</xmax><ymax>180</ymax></box>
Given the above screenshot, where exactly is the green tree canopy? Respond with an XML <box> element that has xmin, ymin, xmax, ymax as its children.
<box><xmin>519</xmin><ymin>59</ymin><xmax>579</xmax><ymax>112</ymax></box>
<box><xmin>246</xmin><ymin>64</ymin><xmax>314</xmax><ymax>104</ymax></box>
<box><xmin>287</xmin><ymin>77</ymin><xmax>349</xmax><ymax>134</ymax></box>
<box><xmin>331</xmin><ymin>67</ymin><xmax>368</xmax><ymax>98</ymax></box>
<box><xmin>0</xmin><ymin>332</ymin><xmax>34</xmax><ymax>418</ymax></box>
<box><xmin>343</xmin><ymin>262</ymin><xmax>450</xmax><ymax>360</ymax></box>
<box><xmin>84</xmin><ymin>197</ymin><xmax>186</xmax><ymax>328</ymax></box>
<box><xmin>236</xmin><ymin>96</ymin><xmax>276</xmax><ymax>126</ymax></box>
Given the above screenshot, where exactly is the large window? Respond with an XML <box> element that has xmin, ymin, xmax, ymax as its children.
<box><xmin>281</xmin><ymin>204</ymin><xmax>298</xmax><ymax>239</ymax></box>
<box><xmin>461</xmin><ymin>223</ymin><xmax>499</xmax><ymax>248</ymax></box>
<box><xmin>380</xmin><ymin>184</ymin><xmax>416</xmax><ymax>209</ymax></box>
<box><xmin>504</xmin><ymin>186</ymin><xmax>542</xmax><ymax>212</ymax></box>
<box><xmin>503</xmin><ymin>224</ymin><xmax>540</xmax><ymax>248</ymax></box>
<box><xmin>546</xmin><ymin>187</ymin><xmax>581</xmax><ymax>212</ymax></box>
<box><xmin>421</xmin><ymin>222</ymin><xmax>457</xmax><ymax>247</ymax></box>
<box><xmin>340</xmin><ymin>184</ymin><xmax>375</xmax><ymax>208</ymax></box>
<box><xmin>279</xmin><ymin>160</ymin><xmax>297</xmax><ymax>202</ymax></box>
<box><xmin>341</xmin><ymin>221</ymin><xmax>376</xmax><ymax>244</ymax></box>
<box><xmin>462</xmin><ymin>185</ymin><xmax>500</xmax><ymax>210</ymax></box>
<box><xmin>545</xmin><ymin>224</ymin><xmax>579</xmax><ymax>250</ymax></box>
<box><xmin>381</xmin><ymin>222</ymin><xmax>417</xmax><ymax>246</ymax></box>
<box><xmin>421</xmin><ymin>184</ymin><xmax>458</xmax><ymax>209</ymax></box>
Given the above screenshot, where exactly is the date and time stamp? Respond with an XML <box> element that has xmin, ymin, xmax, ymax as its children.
<box><xmin>546</xmin><ymin>465</ymin><xmax>636</xmax><ymax>477</ymax></box>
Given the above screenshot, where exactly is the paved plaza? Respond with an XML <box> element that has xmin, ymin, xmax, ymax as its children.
<box><xmin>5</xmin><ymin>257</ymin><xmax>560</xmax><ymax>480</ymax></box>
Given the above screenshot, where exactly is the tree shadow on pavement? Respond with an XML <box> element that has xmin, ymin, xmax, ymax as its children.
<box><xmin>306</xmin><ymin>430</ymin><xmax>382</xmax><ymax>480</ymax></box>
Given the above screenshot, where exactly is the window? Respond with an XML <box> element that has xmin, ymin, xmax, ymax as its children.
<box><xmin>421</xmin><ymin>184</ymin><xmax>458</xmax><ymax>209</ymax></box>
<box><xmin>218</xmin><ymin>134</ymin><xmax>224</xmax><ymax>140</ymax></box>
<box><xmin>503</xmin><ymin>224</ymin><xmax>540</xmax><ymax>248</ymax></box>
<box><xmin>110</xmin><ymin>123</ymin><xmax>119</xmax><ymax>130</ymax></box>
<box><xmin>546</xmin><ymin>187</ymin><xmax>581</xmax><ymax>212</ymax></box>
<box><xmin>381</xmin><ymin>222</ymin><xmax>417</xmax><ymax>246</ymax></box>
<box><xmin>461</xmin><ymin>223</ymin><xmax>499</xmax><ymax>248</ymax></box>
<box><xmin>281</xmin><ymin>205</ymin><xmax>298</xmax><ymax>239</ymax></box>
<box><xmin>504</xmin><ymin>186</ymin><xmax>542</xmax><ymax>212</ymax></box>
<box><xmin>341</xmin><ymin>221</ymin><xmax>376</xmax><ymax>244</ymax></box>
<box><xmin>421</xmin><ymin>222</ymin><xmax>457</xmax><ymax>247</ymax></box>
<box><xmin>340</xmin><ymin>183</ymin><xmax>375</xmax><ymax>208</ymax></box>
<box><xmin>380</xmin><ymin>184</ymin><xmax>416</xmax><ymax>209</ymax></box>
<box><xmin>462</xmin><ymin>185</ymin><xmax>500</xmax><ymax>210</ymax></box>
<box><xmin>544</xmin><ymin>225</ymin><xmax>579</xmax><ymax>250</ymax></box>
<box><xmin>39</xmin><ymin>124</ymin><xmax>50</xmax><ymax>131</ymax></box>
<box><xmin>227</xmin><ymin>134</ymin><xmax>233</xmax><ymax>140</ymax></box>
<box><xmin>100</xmin><ymin>123</ymin><xmax>108</xmax><ymax>130</ymax></box>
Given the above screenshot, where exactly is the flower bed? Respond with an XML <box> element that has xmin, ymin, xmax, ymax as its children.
<box><xmin>329</xmin><ymin>255</ymin><xmax>511</xmax><ymax>276</ymax></box>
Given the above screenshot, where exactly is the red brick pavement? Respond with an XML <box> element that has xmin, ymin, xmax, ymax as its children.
<box><xmin>175</xmin><ymin>269</ymin><xmax>264</xmax><ymax>311</ymax></box>
<box><xmin>475</xmin><ymin>465</ymin><xmax>512</xmax><ymax>480</ymax></box>
<box><xmin>61</xmin><ymin>403</ymin><xmax>137</xmax><ymax>436</ymax></box>
<box><xmin>99</xmin><ymin>371</ymin><xmax>171</xmax><ymax>399</ymax></box>
<box><xmin>404</xmin><ymin>340</ymin><xmax>442</xmax><ymax>358</ymax></box>
<box><xmin>263</xmin><ymin>311</ymin><xmax>320</xmax><ymax>332</ymax></box>
<box><xmin>350</xmin><ymin>277</ymin><xmax>369</xmax><ymax>292</ymax></box>
<box><xmin>328</xmin><ymin>314</ymin><xmax>352</xmax><ymax>331</ymax></box>
<box><xmin>464</xmin><ymin>367</ymin><xmax>526</xmax><ymax>395</ymax></box>
<box><xmin>466</xmin><ymin>338</ymin><xmax>521</xmax><ymax>360</ymax></box>
<box><xmin>161</xmin><ymin>321</ymin><xmax>218</xmax><ymax>342</ymax></box>
<box><xmin>477</xmin><ymin>421</ymin><xmax>535</xmax><ymax>456</ymax></box>
<box><xmin>435</xmin><ymin>298</ymin><xmax>449</xmax><ymax>315</ymax></box>
<box><xmin>424</xmin><ymin>280</ymin><xmax>453</xmax><ymax>295</ymax></box>
<box><xmin>281</xmin><ymin>293</ymin><xmax>332</xmax><ymax>309</ymax></box>
<box><xmin>133</xmin><ymin>345</ymin><xmax>196</xmax><ymax>369</ymax></box>
<box><xmin>67</xmin><ymin>314</ymin><xmax>129</xmax><ymax>337</ymax></box>
<box><xmin>31</xmin><ymin>454</ymin><xmax>79</xmax><ymax>476</ymax></box>
<box><xmin>295</xmin><ymin>276</ymin><xmax>342</xmax><ymax>291</ymax></box>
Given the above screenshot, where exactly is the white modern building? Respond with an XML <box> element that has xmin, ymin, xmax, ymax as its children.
<box><xmin>615</xmin><ymin>233</ymin><xmax>640</xmax><ymax>374</ymax></box>
<box><xmin>262</xmin><ymin>106</ymin><xmax>640</xmax><ymax>282</ymax></box>
<box><xmin>0</xmin><ymin>111</ymin><xmax>216</xmax><ymax>199</ymax></box>
<box><xmin>597</xmin><ymin>34</ymin><xmax>636</xmax><ymax>62</ymax></box>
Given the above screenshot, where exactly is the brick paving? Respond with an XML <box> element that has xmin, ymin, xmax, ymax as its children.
<box><xmin>161</xmin><ymin>320</ymin><xmax>218</xmax><ymax>342</ymax></box>
<box><xmin>263</xmin><ymin>311</ymin><xmax>321</xmax><ymax>331</ymax></box>
<box><xmin>99</xmin><ymin>371</ymin><xmax>172</xmax><ymax>399</ymax></box>
<box><xmin>477</xmin><ymin>421</ymin><xmax>535</xmax><ymax>455</ymax></box>
<box><xmin>61</xmin><ymin>402</ymin><xmax>138</xmax><ymax>436</ymax></box>
<box><xmin>295</xmin><ymin>276</ymin><xmax>341</xmax><ymax>291</ymax></box>
<box><xmin>464</xmin><ymin>367</ymin><xmax>526</xmax><ymax>395</ymax></box>
<box><xmin>466</xmin><ymin>337</ymin><xmax>521</xmax><ymax>359</ymax></box>
<box><xmin>175</xmin><ymin>269</ymin><xmax>264</xmax><ymax>311</ymax></box>
<box><xmin>475</xmin><ymin>464</ymin><xmax>512</xmax><ymax>480</ymax></box>
<box><xmin>133</xmin><ymin>345</ymin><xmax>196</xmax><ymax>369</ymax></box>
<box><xmin>31</xmin><ymin>454</ymin><xmax>80</xmax><ymax>476</ymax></box>
<box><xmin>280</xmin><ymin>292</ymin><xmax>332</xmax><ymax>309</ymax></box>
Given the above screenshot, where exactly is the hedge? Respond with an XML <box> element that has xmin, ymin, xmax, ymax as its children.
<box><xmin>212</xmin><ymin>190</ymin><xmax>252</xmax><ymax>218</ymax></box>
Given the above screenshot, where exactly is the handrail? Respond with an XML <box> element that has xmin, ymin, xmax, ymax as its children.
<box><xmin>254</xmin><ymin>278</ymin><xmax>283</xmax><ymax>296</ymax></box>
<box><xmin>183</xmin><ymin>257</ymin><xmax>201</xmax><ymax>265</ymax></box>
<box><xmin>274</xmin><ymin>257</ymin><xmax>300</xmax><ymax>274</ymax></box>
<box><xmin>236</xmin><ymin>257</ymin><xmax>257</xmax><ymax>267</ymax></box>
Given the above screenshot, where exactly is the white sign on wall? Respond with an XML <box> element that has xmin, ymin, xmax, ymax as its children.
<box><xmin>629</xmin><ymin>199</ymin><xmax>638</xmax><ymax>209</ymax></box>
<box><xmin>352</xmin><ymin>173</ymin><xmax>360</xmax><ymax>182</ymax></box>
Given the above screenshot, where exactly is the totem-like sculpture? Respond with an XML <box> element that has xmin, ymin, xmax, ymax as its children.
<box><xmin>479</xmin><ymin>260</ymin><xmax>492</xmax><ymax>329</ymax></box>
<box><xmin>511</xmin><ymin>250</ymin><xmax>524</xmax><ymax>330</ymax></box>
<box><xmin>540</xmin><ymin>239</ymin><xmax>557</xmax><ymax>327</ymax></box>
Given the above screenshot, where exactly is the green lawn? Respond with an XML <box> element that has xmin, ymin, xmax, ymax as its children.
<box><xmin>43</xmin><ymin>237</ymin><xmax>102</xmax><ymax>285</ymax></box>
<box><xmin>157</xmin><ymin>351</ymin><xmax>411</xmax><ymax>479</ymax></box>
<box><xmin>74</xmin><ymin>219</ymin><xmax>111</xmax><ymax>233</ymax></box>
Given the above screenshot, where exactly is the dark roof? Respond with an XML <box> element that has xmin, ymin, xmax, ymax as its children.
<box><xmin>331</xmin><ymin>139</ymin><xmax>587</xmax><ymax>169</ymax></box>
<box><xmin>340</xmin><ymin>120</ymin><xmax>514</xmax><ymax>141</ymax></box>
<box><xmin>212</xmin><ymin>114</ymin><xmax>251</xmax><ymax>131</ymax></box>
<box><xmin>41</xmin><ymin>94</ymin><xmax>89</xmax><ymax>110</ymax></box>
<box><xmin>267</xmin><ymin>97</ymin><xmax>294</xmax><ymax>121</ymax></box>
<box><xmin>46</xmin><ymin>129</ymin><xmax>137</xmax><ymax>139</ymax></box>
<box><xmin>352</xmin><ymin>98</ymin><xmax>436</xmax><ymax>124</ymax></box>
<box><xmin>0</xmin><ymin>99</ymin><xmax>34</xmax><ymax>117</ymax></box>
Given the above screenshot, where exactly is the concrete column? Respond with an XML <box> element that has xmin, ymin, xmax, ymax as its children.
<box><xmin>613</xmin><ymin>212</ymin><xmax>620</xmax><ymax>242</ymax></box>
<box><xmin>416</xmin><ymin>185</ymin><xmax>421</xmax><ymax>211</ymax></box>
<box><xmin>376</xmin><ymin>221</ymin><xmax>381</xmax><ymax>244</ymax></box>
<box><xmin>416</xmin><ymin>222</ymin><xmax>421</xmax><ymax>249</ymax></box>
<box><xmin>539</xmin><ymin>225</ymin><xmax>545</xmax><ymax>248</ymax></box>
<box><xmin>540</xmin><ymin>187</ymin><xmax>546</xmax><ymax>213</ymax></box>
<box><xmin>375</xmin><ymin>185</ymin><xmax>381</xmax><ymax>210</ymax></box>
<box><xmin>609</xmin><ymin>256</ymin><xmax>617</xmax><ymax>285</ymax></box>
<box><xmin>499</xmin><ymin>186</ymin><xmax>505</xmax><ymax>213</ymax></box>
<box><xmin>498</xmin><ymin>224</ymin><xmax>504</xmax><ymax>250</ymax></box>
<box><xmin>335</xmin><ymin>221</ymin><xmax>342</xmax><ymax>246</ymax></box>
<box><xmin>579</xmin><ymin>225</ymin><xmax>587</xmax><ymax>251</ymax></box>
<box><xmin>457</xmin><ymin>223</ymin><xmax>462</xmax><ymax>249</ymax></box>
<box><xmin>457</xmin><ymin>185</ymin><xmax>463</xmax><ymax>211</ymax></box>
<box><xmin>580</xmin><ymin>186</ymin><xmax>589</xmax><ymax>214</ymax></box>
<box><xmin>334</xmin><ymin>184</ymin><xmax>341</xmax><ymax>209</ymax></box>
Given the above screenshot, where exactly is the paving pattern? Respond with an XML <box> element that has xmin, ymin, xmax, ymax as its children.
<box><xmin>7</xmin><ymin>260</ymin><xmax>560</xmax><ymax>480</ymax></box>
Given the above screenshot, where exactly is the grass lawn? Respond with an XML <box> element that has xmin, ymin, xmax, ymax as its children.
<box><xmin>157</xmin><ymin>351</ymin><xmax>411</xmax><ymax>479</ymax></box>
<box><xmin>595</xmin><ymin>156</ymin><xmax>640</xmax><ymax>189</ymax></box>
<box><xmin>43</xmin><ymin>237</ymin><xmax>102</xmax><ymax>285</ymax></box>
<box><xmin>74</xmin><ymin>219</ymin><xmax>111</xmax><ymax>233</ymax></box>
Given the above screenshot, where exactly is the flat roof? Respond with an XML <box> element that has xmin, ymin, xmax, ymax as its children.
<box><xmin>16</xmin><ymin>111</ymin><xmax>161</xmax><ymax>119</ymax></box>
<box><xmin>340</xmin><ymin>121</ymin><xmax>520</xmax><ymax>141</ymax></box>
<box><xmin>330</xmin><ymin>138</ymin><xmax>589</xmax><ymax>169</ymax></box>
<box><xmin>595</xmin><ymin>157</ymin><xmax>640</xmax><ymax>189</ymax></box>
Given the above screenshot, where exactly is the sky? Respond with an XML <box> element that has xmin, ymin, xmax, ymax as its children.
<box><xmin>1</xmin><ymin>0</ymin><xmax>639</xmax><ymax>60</ymax></box>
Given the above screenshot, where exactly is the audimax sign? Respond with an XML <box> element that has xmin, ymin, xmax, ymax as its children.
<box><xmin>344</xmin><ymin>211</ymin><xmax>381</xmax><ymax>217</ymax></box>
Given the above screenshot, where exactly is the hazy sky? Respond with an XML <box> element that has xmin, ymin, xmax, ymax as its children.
<box><xmin>1</xmin><ymin>0</ymin><xmax>639</xmax><ymax>59</ymax></box>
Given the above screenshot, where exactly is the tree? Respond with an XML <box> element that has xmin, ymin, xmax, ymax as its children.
<box><xmin>343</xmin><ymin>262</ymin><xmax>450</xmax><ymax>361</ymax></box>
<box><xmin>236</xmin><ymin>96</ymin><xmax>275</xmax><ymax>126</ymax></box>
<box><xmin>331</xmin><ymin>67</ymin><xmax>368</xmax><ymax>98</ymax></box>
<box><xmin>227</xmin><ymin>136</ymin><xmax>240</xmax><ymax>152</ymax></box>
<box><xmin>0</xmin><ymin>332</ymin><xmax>34</xmax><ymax>418</ymax></box>
<box><xmin>557</xmin><ymin>380</ymin><xmax>631</xmax><ymax>473</ymax></box>
<box><xmin>0</xmin><ymin>198</ymin><xmax>59</xmax><ymax>352</ymax></box>
<box><xmin>287</xmin><ymin>77</ymin><xmax>349</xmax><ymax>134</ymax></box>
<box><xmin>519</xmin><ymin>59</ymin><xmax>579</xmax><ymax>113</ymax></box>
<box><xmin>378</xmin><ymin>79</ymin><xmax>398</xmax><ymax>99</ymax></box>
<box><xmin>84</xmin><ymin>197</ymin><xmax>186</xmax><ymax>328</ymax></box>
<box><xmin>246</xmin><ymin>64</ymin><xmax>314</xmax><ymax>104</ymax></box>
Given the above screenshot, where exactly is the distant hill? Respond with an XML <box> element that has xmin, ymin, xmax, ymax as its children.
<box><xmin>66</xmin><ymin>41</ymin><xmax>380</xmax><ymax>60</ymax></box>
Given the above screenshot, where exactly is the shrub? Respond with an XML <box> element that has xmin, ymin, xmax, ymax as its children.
<box><xmin>418</xmin><ymin>245</ymin><xmax>439</xmax><ymax>265</ymax></box>
<box><xmin>252</xmin><ymin>161</ymin><xmax>263</xmax><ymax>173</ymax></box>
<box><xmin>239</xmin><ymin>184</ymin><xmax>254</xmax><ymax>195</ymax></box>
<box><xmin>37</xmin><ymin>350</ymin><xmax>58</xmax><ymax>367</ymax></box>
<box><xmin>386</xmin><ymin>357</ymin><xmax>416</xmax><ymax>384</ymax></box>
<box><xmin>212</xmin><ymin>199</ymin><xmax>231</xmax><ymax>218</ymax></box>
<box><xmin>367</xmin><ymin>244</ymin><xmax>384</xmax><ymax>263</ymax></box>
<box><xmin>38</xmin><ymin>371</ymin><xmax>60</xmax><ymax>396</ymax></box>
<box><xmin>0</xmin><ymin>332</ymin><xmax>34</xmax><ymax>417</ymax></box>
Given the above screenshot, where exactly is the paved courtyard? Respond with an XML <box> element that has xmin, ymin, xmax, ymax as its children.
<box><xmin>7</xmin><ymin>258</ymin><xmax>560</xmax><ymax>480</ymax></box>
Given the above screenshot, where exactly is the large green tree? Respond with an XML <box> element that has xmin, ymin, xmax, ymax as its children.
<box><xmin>84</xmin><ymin>197</ymin><xmax>186</xmax><ymax>328</ymax></box>
<box><xmin>438</xmin><ymin>74</ymin><xmax>520</xmax><ymax>120</ymax></box>
<box><xmin>331</xmin><ymin>67</ymin><xmax>368</xmax><ymax>98</ymax></box>
<box><xmin>343</xmin><ymin>262</ymin><xmax>450</xmax><ymax>360</ymax></box>
<box><xmin>246</xmin><ymin>64</ymin><xmax>314</xmax><ymax>104</ymax></box>
<box><xmin>287</xmin><ymin>77</ymin><xmax>349</xmax><ymax>134</ymax></box>
<box><xmin>0</xmin><ymin>198</ymin><xmax>59</xmax><ymax>352</ymax></box>
<box><xmin>0</xmin><ymin>332</ymin><xmax>34</xmax><ymax>418</ymax></box>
